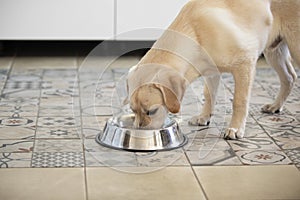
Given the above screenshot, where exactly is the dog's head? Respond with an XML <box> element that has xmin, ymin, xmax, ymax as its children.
<box><xmin>127</xmin><ymin>66</ymin><xmax>187</xmax><ymax>129</ymax></box>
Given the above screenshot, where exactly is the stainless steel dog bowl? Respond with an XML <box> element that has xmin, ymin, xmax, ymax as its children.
<box><xmin>96</xmin><ymin>114</ymin><xmax>188</xmax><ymax>151</ymax></box>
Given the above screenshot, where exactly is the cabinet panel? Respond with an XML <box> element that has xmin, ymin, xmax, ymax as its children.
<box><xmin>0</xmin><ymin>0</ymin><xmax>114</xmax><ymax>40</ymax></box>
<box><xmin>116</xmin><ymin>0</ymin><xmax>189</xmax><ymax>40</ymax></box>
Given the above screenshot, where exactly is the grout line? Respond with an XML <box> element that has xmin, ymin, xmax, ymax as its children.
<box><xmin>76</xmin><ymin>53</ymin><xmax>89</xmax><ymax>199</ymax></box>
<box><xmin>184</xmin><ymin>151</ymin><xmax>209</xmax><ymax>200</ymax></box>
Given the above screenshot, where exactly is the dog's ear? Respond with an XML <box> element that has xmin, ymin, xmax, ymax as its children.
<box><xmin>154</xmin><ymin>73</ymin><xmax>186</xmax><ymax>113</ymax></box>
<box><xmin>154</xmin><ymin>84</ymin><xmax>181</xmax><ymax>113</ymax></box>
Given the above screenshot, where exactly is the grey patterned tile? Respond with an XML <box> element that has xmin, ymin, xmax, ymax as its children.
<box><xmin>0</xmin><ymin>126</ymin><xmax>35</xmax><ymax>140</ymax></box>
<box><xmin>185</xmin><ymin>127</ymin><xmax>223</xmax><ymax>139</ymax></box>
<box><xmin>81</xmin><ymin>105</ymin><xmax>120</xmax><ymax>116</ymax></box>
<box><xmin>0</xmin><ymin>116</ymin><xmax>37</xmax><ymax>127</ymax></box>
<box><xmin>34</xmin><ymin>139</ymin><xmax>83</xmax><ymax>152</ymax></box>
<box><xmin>41</xmin><ymin>88</ymin><xmax>79</xmax><ymax>98</ymax></box>
<box><xmin>39</xmin><ymin>97</ymin><xmax>77</xmax><ymax>107</ymax></box>
<box><xmin>82</xmin><ymin>128</ymin><xmax>101</xmax><ymax>139</ymax></box>
<box><xmin>186</xmin><ymin>149</ymin><xmax>242</xmax><ymax>166</ymax></box>
<box><xmin>184</xmin><ymin>138</ymin><xmax>231</xmax><ymax>151</ymax></box>
<box><xmin>228</xmin><ymin>137</ymin><xmax>281</xmax><ymax>151</ymax></box>
<box><xmin>136</xmin><ymin>150</ymin><xmax>189</xmax><ymax>167</ymax></box>
<box><xmin>84</xmin><ymin>139</ymin><xmax>137</xmax><ymax>167</ymax></box>
<box><xmin>254</xmin><ymin>114</ymin><xmax>297</xmax><ymax>130</ymax></box>
<box><xmin>37</xmin><ymin>116</ymin><xmax>80</xmax><ymax>127</ymax></box>
<box><xmin>269</xmin><ymin>130</ymin><xmax>300</xmax><ymax>150</ymax></box>
<box><xmin>0</xmin><ymin>97</ymin><xmax>39</xmax><ymax>107</ymax></box>
<box><xmin>35</xmin><ymin>127</ymin><xmax>81</xmax><ymax>139</ymax></box>
<box><xmin>1</xmin><ymin>89</ymin><xmax>41</xmax><ymax>98</ymax></box>
<box><xmin>235</xmin><ymin>150</ymin><xmax>292</xmax><ymax>165</ymax></box>
<box><xmin>43</xmin><ymin>69</ymin><xmax>78</xmax><ymax>80</ymax></box>
<box><xmin>0</xmin><ymin>140</ymin><xmax>34</xmax><ymax>153</ymax></box>
<box><xmin>284</xmin><ymin>148</ymin><xmax>300</xmax><ymax>170</ymax></box>
<box><xmin>85</xmin><ymin>151</ymin><xmax>137</xmax><ymax>167</ymax></box>
<box><xmin>0</xmin><ymin>153</ymin><xmax>32</xmax><ymax>168</ymax></box>
<box><xmin>39</xmin><ymin>106</ymin><xmax>80</xmax><ymax>117</ymax></box>
<box><xmin>0</xmin><ymin>106</ymin><xmax>38</xmax><ymax>117</ymax></box>
<box><xmin>81</xmin><ymin>116</ymin><xmax>108</xmax><ymax>129</ymax></box>
<box><xmin>31</xmin><ymin>152</ymin><xmax>84</xmax><ymax>168</ymax></box>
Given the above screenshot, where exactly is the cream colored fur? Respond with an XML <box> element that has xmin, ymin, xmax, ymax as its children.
<box><xmin>128</xmin><ymin>0</ymin><xmax>300</xmax><ymax>139</ymax></box>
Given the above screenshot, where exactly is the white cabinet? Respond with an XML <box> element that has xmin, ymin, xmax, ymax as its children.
<box><xmin>0</xmin><ymin>0</ymin><xmax>189</xmax><ymax>40</ymax></box>
<box><xmin>116</xmin><ymin>0</ymin><xmax>189</xmax><ymax>40</ymax></box>
<box><xmin>0</xmin><ymin>0</ymin><xmax>114</xmax><ymax>40</ymax></box>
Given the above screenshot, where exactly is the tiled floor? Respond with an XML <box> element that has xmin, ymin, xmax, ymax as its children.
<box><xmin>0</xmin><ymin>54</ymin><xmax>300</xmax><ymax>200</ymax></box>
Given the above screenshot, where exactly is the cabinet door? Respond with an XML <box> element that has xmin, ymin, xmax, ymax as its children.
<box><xmin>0</xmin><ymin>0</ymin><xmax>114</xmax><ymax>40</ymax></box>
<box><xmin>116</xmin><ymin>0</ymin><xmax>189</xmax><ymax>40</ymax></box>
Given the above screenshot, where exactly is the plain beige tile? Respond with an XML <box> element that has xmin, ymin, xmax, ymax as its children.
<box><xmin>86</xmin><ymin>167</ymin><xmax>206</xmax><ymax>200</ymax></box>
<box><xmin>194</xmin><ymin>165</ymin><xmax>300</xmax><ymax>200</ymax></box>
<box><xmin>0</xmin><ymin>168</ymin><xmax>86</xmax><ymax>200</ymax></box>
<box><xmin>12</xmin><ymin>56</ymin><xmax>76</xmax><ymax>69</ymax></box>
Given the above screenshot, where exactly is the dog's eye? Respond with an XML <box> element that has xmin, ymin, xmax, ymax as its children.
<box><xmin>146</xmin><ymin>108</ymin><xmax>159</xmax><ymax>116</ymax></box>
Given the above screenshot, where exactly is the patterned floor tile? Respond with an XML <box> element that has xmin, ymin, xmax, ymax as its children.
<box><xmin>0</xmin><ymin>140</ymin><xmax>34</xmax><ymax>153</ymax></box>
<box><xmin>43</xmin><ymin>69</ymin><xmax>78</xmax><ymax>80</ymax></box>
<box><xmin>284</xmin><ymin>148</ymin><xmax>300</xmax><ymax>170</ymax></box>
<box><xmin>255</xmin><ymin>114</ymin><xmax>296</xmax><ymax>129</ymax></box>
<box><xmin>1</xmin><ymin>89</ymin><xmax>41</xmax><ymax>98</ymax></box>
<box><xmin>35</xmin><ymin>127</ymin><xmax>81</xmax><ymax>139</ymax></box>
<box><xmin>39</xmin><ymin>106</ymin><xmax>80</xmax><ymax>117</ymax></box>
<box><xmin>39</xmin><ymin>97</ymin><xmax>77</xmax><ymax>107</ymax></box>
<box><xmin>235</xmin><ymin>150</ymin><xmax>292</xmax><ymax>165</ymax></box>
<box><xmin>37</xmin><ymin>116</ymin><xmax>80</xmax><ymax>127</ymax></box>
<box><xmin>0</xmin><ymin>106</ymin><xmax>38</xmax><ymax>117</ymax></box>
<box><xmin>0</xmin><ymin>152</ymin><xmax>32</xmax><ymax>168</ymax></box>
<box><xmin>34</xmin><ymin>139</ymin><xmax>83</xmax><ymax>152</ymax></box>
<box><xmin>81</xmin><ymin>105</ymin><xmax>120</xmax><ymax>116</ymax></box>
<box><xmin>0</xmin><ymin>116</ymin><xmax>37</xmax><ymax>127</ymax></box>
<box><xmin>186</xmin><ymin>149</ymin><xmax>242</xmax><ymax>166</ymax></box>
<box><xmin>228</xmin><ymin>137</ymin><xmax>281</xmax><ymax>151</ymax></box>
<box><xmin>31</xmin><ymin>152</ymin><xmax>84</xmax><ymax>168</ymax></box>
<box><xmin>185</xmin><ymin>127</ymin><xmax>223</xmax><ymax>139</ymax></box>
<box><xmin>81</xmin><ymin>116</ymin><xmax>108</xmax><ymax>129</ymax></box>
<box><xmin>0</xmin><ymin>127</ymin><xmax>35</xmax><ymax>140</ymax></box>
<box><xmin>82</xmin><ymin>128</ymin><xmax>101</xmax><ymax>139</ymax></box>
<box><xmin>85</xmin><ymin>151</ymin><xmax>137</xmax><ymax>167</ymax></box>
<box><xmin>0</xmin><ymin>62</ymin><xmax>299</xmax><ymax>170</ymax></box>
<box><xmin>185</xmin><ymin>138</ymin><xmax>231</xmax><ymax>152</ymax></box>
<box><xmin>85</xmin><ymin>139</ymin><xmax>137</xmax><ymax>167</ymax></box>
<box><xmin>136</xmin><ymin>150</ymin><xmax>190</xmax><ymax>167</ymax></box>
<box><xmin>0</xmin><ymin>97</ymin><xmax>39</xmax><ymax>107</ymax></box>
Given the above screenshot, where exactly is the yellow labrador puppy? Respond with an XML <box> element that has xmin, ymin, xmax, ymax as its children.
<box><xmin>127</xmin><ymin>0</ymin><xmax>300</xmax><ymax>139</ymax></box>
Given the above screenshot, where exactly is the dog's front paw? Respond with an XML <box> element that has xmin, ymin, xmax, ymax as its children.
<box><xmin>224</xmin><ymin>128</ymin><xmax>244</xmax><ymax>140</ymax></box>
<box><xmin>261</xmin><ymin>103</ymin><xmax>282</xmax><ymax>114</ymax></box>
<box><xmin>189</xmin><ymin>115</ymin><xmax>211</xmax><ymax>126</ymax></box>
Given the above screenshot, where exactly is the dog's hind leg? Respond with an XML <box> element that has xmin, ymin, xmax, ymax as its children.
<box><xmin>262</xmin><ymin>40</ymin><xmax>297</xmax><ymax>113</ymax></box>
<box><xmin>189</xmin><ymin>75</ymin><xmax>220</xmax><ymax>126</ymax></box>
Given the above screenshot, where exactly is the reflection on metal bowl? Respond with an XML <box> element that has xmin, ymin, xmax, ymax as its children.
<box><xmin>96</xmin><ymin>114</ymin><xmax>188</xmax><ymax>152</ymax></box>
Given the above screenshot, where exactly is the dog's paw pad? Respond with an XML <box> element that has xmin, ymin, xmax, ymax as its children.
<box><xmin>189</xmin><ymin>115</ymin><xmax>210</xmax><ymax>126</ymax></box>
<box><xmin>224</xmin><ymin>128</ymin><xmax>244</xmax><ymax>140</ymax></box>
<box><xmin>261</xmin><ymin>104</ymin><xmax>282</xmax><ymax>114</ymax></box>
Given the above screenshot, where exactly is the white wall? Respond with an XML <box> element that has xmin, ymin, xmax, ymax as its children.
<box><xmin>0</xmin><ymin>0</ymin><xmax>189</xmax><ymax>40</ymax></box>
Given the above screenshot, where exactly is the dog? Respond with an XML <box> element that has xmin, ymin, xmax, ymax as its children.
<box><xmin>127</xmin><ymin>0</ymin><xmax>300</xmax><ymax>139</ymax></box>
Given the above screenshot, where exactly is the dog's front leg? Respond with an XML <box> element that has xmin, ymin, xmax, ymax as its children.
<box><xmin>189</xmin><ymin>75</ymin><xmax>220</xmax><ymax>126</ymax></box>
<box><xmin>224</xmin><ymin>65</ymin><xmax>256</xmax><ymax>139</ymax></box>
